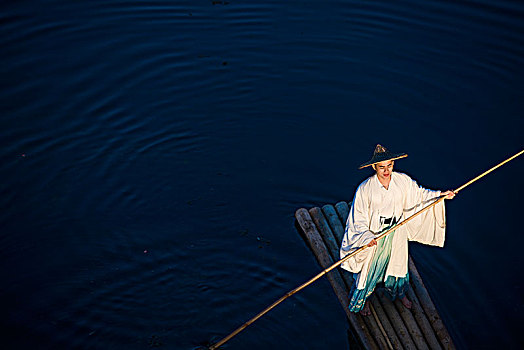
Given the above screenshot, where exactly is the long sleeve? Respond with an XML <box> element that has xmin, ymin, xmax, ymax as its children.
<box><xmin>406</xmin><ymin>177</ymin><xmax>441</xmax><ymax>209</ymax></box>
<box><xmin>339</xmin><ymin>180</ymin><xmax>377</xmax><ymax>278</ymax></box>
<box><xmin>341</xmin><ymin>184</ymin><xmax>375</xmax><ymax>253</ymax></box>
<box><xmin>400</xmin><ymin>174</ymin><xmax>446</xmax><ymax>246</ymax></box>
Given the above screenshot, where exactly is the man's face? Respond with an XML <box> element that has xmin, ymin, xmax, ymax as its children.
<box><xmin>373</xmin><ymin>160</ymin><xmax>394</xmax><ymax>181</ymax></box>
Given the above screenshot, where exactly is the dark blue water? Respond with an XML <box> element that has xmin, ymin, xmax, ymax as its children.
<box><xmin>1</xmin><ymin>1</ymin><xmax>523</xmax><ymax>349</ymax></box>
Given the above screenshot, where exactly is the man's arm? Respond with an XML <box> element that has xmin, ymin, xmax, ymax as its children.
<box><xmin>341</xmin><ymin>184</ymin><xmax>376</xmax><ymax>252</ymax></box>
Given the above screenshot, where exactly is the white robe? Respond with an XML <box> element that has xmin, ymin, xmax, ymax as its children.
<box><xmin>340</xmin><ymin>172</ymin><xmax>446</xmax><ymax>290</ymax></box>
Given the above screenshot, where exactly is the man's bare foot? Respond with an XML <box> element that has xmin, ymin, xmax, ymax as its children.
<box><xmin>400</xmin><ymin>296</ymin><xmax>412</xmax><ymax>309</ymax></box>
<box><xmin>360</xmin><ymin>301</ymin><xmax>371</xmax><ymax>316</ymax></box>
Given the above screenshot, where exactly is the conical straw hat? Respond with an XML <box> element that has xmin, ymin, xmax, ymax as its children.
<box><xmin>359</xmin><ymin>144</ymin><xmax>408</xmax><ymax>169</ymax></box>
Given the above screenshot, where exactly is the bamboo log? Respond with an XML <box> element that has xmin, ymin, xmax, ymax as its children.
<box><xmin>334</xmin><ymin>201</ymin><xmax>350</xmax><ymax>227</ymax></box>
<box><xmin>318</xmin><ymin>207</ymin><xmax>357</xmax><ymax>293</ymax></box>
<box><xmin>393</xmin><ymin>298</ymin><xmax>429</xmax><ymax>350</ymax></box>
<box><xmin>316</xmin><ymin>205</ymin><xmax>356</xmax><ymax>290</ymax></box>
<box><xmin>296</xmin><ymin>208</ymin><xmax>379</xmax><ymax>350</ymax></box>
<box><xmin>308</xmin><ymin>207</ymin><xmax>351</xmax><ymax>290</ymax></box>
<box><xmin>369</xmin><ymin>294</ymin><xmax>404</xmax><ymax>350</ymax></box>
<box><xmin>408</xmin><ymin>257</ymin><xmax>455</xmax><ymax>350</ymax></box>
<box><xmin>361</xmin><ymin>303</ymin><xmax>392</xmax><ymax>350</ymax></box>
<box><xmin>406</xmin><ymin>287</ymin><xmax>442</xmax><ymax>350</ymax></box>
<box><xmin>323</xmin><ymin>203</ymin><xmax>415</xmax><ymax>350</ymax></box>
<box><xmin>376</xmin><ymin>290</ymin><xmax>417</xmax><ymax>350</ymax></box>
<box><xmin>309</xmin><ymin>207</ymin><xmax>342</xmax><ymax>262</ymax></box>
<box><xmin>347</xmin><ymin>328</ymin><xmax>360</xmax><ymax>349</ymax></box>
<box><xmin>321</xmin><ymin>204</ymin><xmax>346</xmax><ymax>243</ymax></box>
<box><xmin>308</xmin><ymin>207</ymin><xmax>392</xmax><ymax>349</ymax></box>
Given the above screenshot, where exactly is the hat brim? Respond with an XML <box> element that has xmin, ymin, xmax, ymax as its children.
<box><xmin>359</xmin><ymin>154</ymin><xmax>408</xmax><ymax>169</ymax></box>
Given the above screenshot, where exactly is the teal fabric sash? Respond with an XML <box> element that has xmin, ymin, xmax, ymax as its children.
<box><xmin>348</xmin><ymin>228</ymin><xmax>409</xmax><ymax>312</ymax></box>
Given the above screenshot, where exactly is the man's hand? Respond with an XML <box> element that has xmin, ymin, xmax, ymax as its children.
<box><xmin>367</xmin><ymin>239</ymin><xmax>377</xmax><ymax>247</ymax></box>
<box><xmin>442</xmin><ymin>190</ymin><xmax>456</xmax><ymax>199</ymax></box>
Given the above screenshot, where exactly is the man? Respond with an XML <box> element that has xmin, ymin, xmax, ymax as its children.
<box><xmin>339</xmin><ymin>144</ymin><xmax>455</xmax><ymax>316</ymax></box>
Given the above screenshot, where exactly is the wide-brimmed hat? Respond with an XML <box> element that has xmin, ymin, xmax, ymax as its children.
<box><xmin>359</xmin><ymin>144</ymin><xmax>407</xmax><ymax>169</ymax></box>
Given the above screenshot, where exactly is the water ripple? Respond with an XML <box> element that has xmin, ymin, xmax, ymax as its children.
<box><xmin>1</xmin><ymin>0</ymin><xmax>523</xmax><ymax>349</ymax></box>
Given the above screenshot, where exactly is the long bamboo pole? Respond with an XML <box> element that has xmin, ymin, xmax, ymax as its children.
<box><xmin>208</xmin><ymin>149</ymin><xmax>523</xmax><ymax>350</ymax></box>
<box><xmin>454</xmin><ymin>149</ymin><xmax>524</xmax><ymax>193</ymax></box>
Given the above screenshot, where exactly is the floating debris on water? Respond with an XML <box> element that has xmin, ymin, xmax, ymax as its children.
<box><xmin>256</xmin><ymin>236</ymin><xmax>271</xmax><ymax>248</ymax></box>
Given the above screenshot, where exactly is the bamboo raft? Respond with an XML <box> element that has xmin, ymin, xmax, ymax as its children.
<box><xmin>295</xmin><ymin>201</ymin><xmax>456</xmax><ymax>350</ymax></box>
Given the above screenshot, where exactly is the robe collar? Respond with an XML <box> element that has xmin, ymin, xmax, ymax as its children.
<box><xmin>373</xmin><ymin>172</ymin><xmax>396</xmax><ymax>190</ymax></box>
